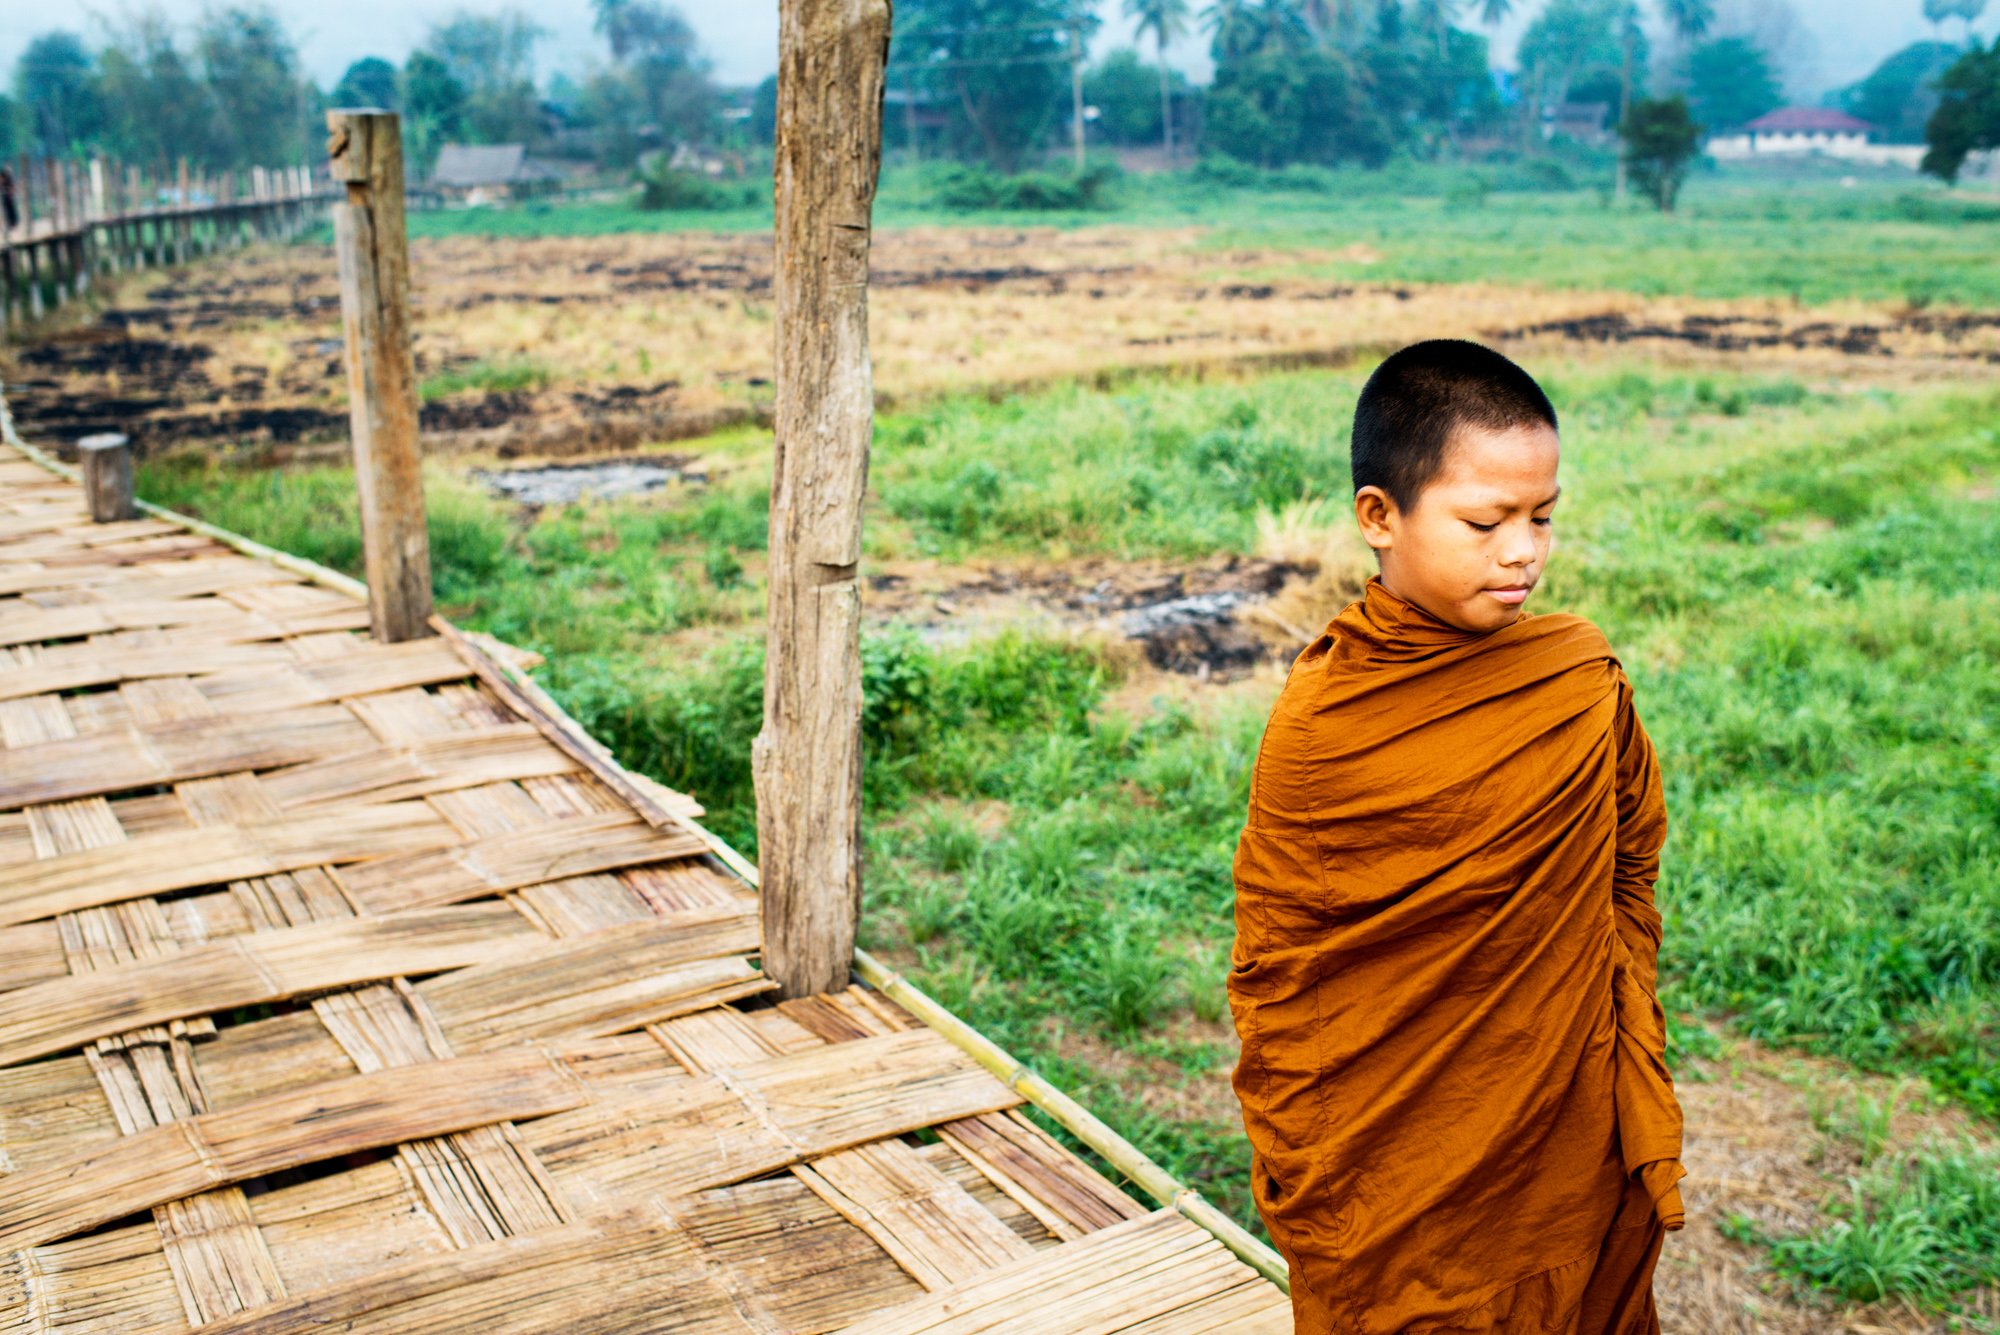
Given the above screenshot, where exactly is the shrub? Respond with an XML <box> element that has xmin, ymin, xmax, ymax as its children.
<box><xmin>636</xmin><ymin>159</ymin><xmax>759</xmax><ymax>211</ymax></box>
<box><xmin>931</xmin><ymin>162</ymin><xmax>1121</xmax><ymax>211</ymax></box>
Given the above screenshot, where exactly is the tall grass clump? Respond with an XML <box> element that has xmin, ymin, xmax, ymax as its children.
<box><xmin>1759</xmin><ymin>1143</ymin><xmax>2000</xmax><ymax>1306</ymax></box>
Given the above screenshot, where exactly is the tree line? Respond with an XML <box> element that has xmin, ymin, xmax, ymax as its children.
<box><xmin>892</xmin><ymin>0</ymin><xmax>1811</xmax><ymax>172</ymax></box>
<box><xmin>6</xmin><ymin>0</ymin><xmax>1994</xmax><ymax>192</ymax></box>
<box><xmin>0</xmin><ymin>0</ymin><xmax>728</xmax><ymax>176</ymax></box>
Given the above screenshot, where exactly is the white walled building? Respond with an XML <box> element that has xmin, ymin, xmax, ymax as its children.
<box><xmin>1707</xmin><ymin>107</ymin><xmax>1879</xmax><ymax>161</ymax></box>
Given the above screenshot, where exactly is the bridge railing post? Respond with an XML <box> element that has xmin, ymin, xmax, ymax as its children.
<box><xmin>753</xmin><ymin>0</ymin><xmax>892</xmax><ymax>999</ymax></box>
<box><xmin>79</xmin><ymin>434</ymin><xmax>136</xmax><ymax>523</ymax></box>
<box><xmin>326</xmin><ymin>109</ymin><xmax>434</xmax><ymax>644</ymax></box>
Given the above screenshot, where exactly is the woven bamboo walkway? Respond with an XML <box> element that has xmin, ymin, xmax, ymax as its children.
<box><xmin>0</xmin><ymin>439</ymin><xmax>1288</xmax><ymax>1333</ymax></box>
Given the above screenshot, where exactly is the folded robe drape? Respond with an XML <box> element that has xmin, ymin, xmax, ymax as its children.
<box><xmin>1230</xmin><ymin>577</ymin><xmax>1683</xmax><ymax>1335</ymax></box>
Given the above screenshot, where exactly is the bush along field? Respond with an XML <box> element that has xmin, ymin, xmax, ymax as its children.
<box><xmin>141</xmin><ymin>356</ymin><xmax>2000</xmax><ymax>1319</ymax></box>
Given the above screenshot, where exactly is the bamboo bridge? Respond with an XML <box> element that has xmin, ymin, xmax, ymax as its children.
<box><xmin>0</xmin><ymin>421</ymin><xmax>1290</xmax><ymax>1331</ymax></box>
<box><xmin>0</xmin><ymin>344</ymin><xmax>1289</xmax><ymax>1331</ymax></box>
<box><xmin>2</xmin><ymin>155</ymin><xmax>325</xmax><ymax>333</ymax></box>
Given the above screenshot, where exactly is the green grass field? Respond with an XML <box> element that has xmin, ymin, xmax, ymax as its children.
<box><xmin>135</xmin><ymin>171</ymin><xmax>2000</xmax><ymax>1317</ymax></box>
<box><xmin>401</xmin><ymin>158</ymin><xmax>2000</xmax><ymax>307</ymax></box>
<box><xmin>141</xmin><ymin>358</ymin><xmax>2000</xmax><ymax>1303</ymax></box>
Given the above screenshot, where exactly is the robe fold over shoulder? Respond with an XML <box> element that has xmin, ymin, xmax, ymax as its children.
<box><xmin>1230</xmin><ymin>577</ymin><xmax>1682</xmax><ymax>1335</ymax></box>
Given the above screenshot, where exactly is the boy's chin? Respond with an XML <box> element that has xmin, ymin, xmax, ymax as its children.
<box><xmin>1441</xmin><ymin>594</ymin><xmax>1528</xmax><ymax>633</ymax></box>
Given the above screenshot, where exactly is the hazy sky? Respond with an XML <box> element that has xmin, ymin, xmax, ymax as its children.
<box><xmin>3</xmin><ymin>0</ymin><xmax>1992</xmax><ymax>104</ymax></box>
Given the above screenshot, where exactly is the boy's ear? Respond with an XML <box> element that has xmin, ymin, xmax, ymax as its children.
<box><xmin>1353</xmin><ymin>486</ymin><xmax>1397</xmax><ymax>553</ymax></box>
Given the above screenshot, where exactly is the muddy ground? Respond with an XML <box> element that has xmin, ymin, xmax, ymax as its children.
<box><xmin>861</xmin><ymin>553</ymin><xmax>1326</xmax><ymax>677</ymax></box>
<box><xmin>9</xmin><ymin>227</ymin><xmax>1999</xmax><ymax>462</ymax></box>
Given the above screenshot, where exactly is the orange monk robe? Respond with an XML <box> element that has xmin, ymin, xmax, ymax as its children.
<box><xmin>1229</xmin><ymin>577</ymin><xmax>1684</xmax><ymax>1335</ymax></box>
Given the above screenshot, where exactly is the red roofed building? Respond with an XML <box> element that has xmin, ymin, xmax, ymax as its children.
<box><xmin>1743</xmin><ymin>107</ymin><xmax>1876</xmax><ymax>140</ymax></box>
<box><xmin>1708</xmin><ymin>106</ymin><xmax>1880</xmax><ymax>161</ymax></box>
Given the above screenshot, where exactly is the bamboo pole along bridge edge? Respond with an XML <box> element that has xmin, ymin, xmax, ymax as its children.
<box><xmin>0</xmin><ymin>384</ymin><xmax>1293</xmax><ymax>1299</ymax></box>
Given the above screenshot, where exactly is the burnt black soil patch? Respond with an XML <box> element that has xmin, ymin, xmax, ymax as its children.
<box><xmin>1507</xmin><ymin>310</ymin><xmax>1939</xmax><ymax>360</ymax></box>
<box><xmin>24</xmin><ymin>403</ymin><xmax>346</xmax><ymax>454</ymax></box>
<box><xmin>19</xmin><ymin>333</ymin><xmax>214</xmax><ymax>377</ymax></box>
<box><xmin>910</xmin><ymin>557</ymin><xmax>1309</xmax><ymax>678</ymax></box>
<box><xmin>420</xmin><ymin>392</ymin><xmax>535</xmax><ymax>433</ymax></box>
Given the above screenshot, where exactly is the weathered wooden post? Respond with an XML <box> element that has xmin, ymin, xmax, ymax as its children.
<box><xmin>751</xmin><ymin>0</ymin><xmax>892</xmax><ymax>999</ymax></box>
<box><xmin>79</xmin><ymin>434</ymin><xmax>136</xmax><ymax>522</ymax></box>
<box><xmin>175</xmin><ymin>160</ymin><xmax>191</xmax><ymax>263</ymax></box>
<box><xmin>326</xmin><ymin>110</ymin><xmax>434</xmax><ymax>643</ymax></box>
<box><xmin>16</xmin><ymin>155</ymin><xmax>33</xmax><ymax>239</ymax></box>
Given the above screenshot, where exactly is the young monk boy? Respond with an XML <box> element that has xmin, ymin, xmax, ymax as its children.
<box><xmin>1229</xmin><ymin>340</ymin><xmax>1684</xmax><ymax>1334</ymax></box>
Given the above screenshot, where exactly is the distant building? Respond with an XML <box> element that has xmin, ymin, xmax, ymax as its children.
<box><xmin>1708</xmin><ymin>107</ymin><xmax>1878</xmax><ymax>161</ymax></box>
<box><xmin>429</xmin><ymin>144</ymin><xmax>563</xmax><ymax>204</ymax></box>
<box><xmin>1544</xmin><ymin>101</ymin><xmax>1613</xmax><ymax>146</ymax></box>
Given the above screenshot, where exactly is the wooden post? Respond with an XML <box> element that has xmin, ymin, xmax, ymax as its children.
<box><xmin>79</xmin><ymin>434</ymin><xmax>136</xmax><ymax>522</ymax></box>
<box><xmin>752</xmin><ymin>0</ymin><xmax>891</xmax><ymax>999</ymax></box>
<box><xmin>12</xmin><ymin>156</ymin><xmax>28</xmax><ymax>242</ymax></box>
<box><xmin>326</xmin><ymin>109</ymin><xmax>433</xmax><ymax>644</ymax></box>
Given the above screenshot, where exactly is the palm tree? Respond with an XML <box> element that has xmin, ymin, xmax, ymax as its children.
<box><xmin>1476</xmin><ymin>0</ymin><xmax>1512</xmax><ymax>23</ymax></box>
<box><xmin>1203</xmin><ymin>0</ymin><xmax>1264</xmax><ymax>64</ymax></box>
<box><xmin>1924</xmin><ymin>0</ymin><xmax>1987</xmax><ymax>42</ymax></box>
<box><xmin>1658</xmin><ymin>0</ymin><xmax>1713</xmax><ymax>40</ymax></box>
<box><xmin>1261</xmin><ymin>0</ymin><xmax>1314</xmax><ymax>50</ymax></box>
<box><xmin>1127</xmin><ymin>0</ymin><xmax>1192</xmax><ymax>160</ymax></box>
<box><xmin>1410</xmin><ymin>0</ymin><xmax>1461</xmax><ymax>57</ymax></box>
<box><xmin>1298</xmin><ymin>0</ymin><xmax>1367</xmax><ymax>45</ymax></box>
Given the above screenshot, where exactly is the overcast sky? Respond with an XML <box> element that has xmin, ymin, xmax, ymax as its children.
<box><xmin>3</xmin><ymin>0</ymin><xmax>1992</xmax><ymax>105</ymax></box>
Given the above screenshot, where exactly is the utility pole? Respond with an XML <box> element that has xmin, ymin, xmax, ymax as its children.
<box><xmin>754</xmin><ymin>0</ymin><xmax>891</xmax><ymax>999</ymax></box>
<box><xmin>1071</xmin><ymin>24</ymin><xmax>1087</xmax><ymax>171</ymax></box>
<box><xmin>1614</xmin><ymin>7</ymin><xmax>1635</xmax><ymax>203</ymax></box>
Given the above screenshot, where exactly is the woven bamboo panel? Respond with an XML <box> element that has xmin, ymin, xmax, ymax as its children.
<box><xmin>0</xmin><ymin>443</ymin><xmax>1282</xmax><ymax>1332</ymax></box>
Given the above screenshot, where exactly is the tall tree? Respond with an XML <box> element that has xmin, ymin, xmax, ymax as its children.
<box><xmin>1838</xmin><ymin>41</ymin><xmax>1960</xmax><ymax>142</ymax></box>
<box><xmin>331</xmin><ymin>57</ymin><xmax>401</xmax><ymax>110</ymax></box>
<box><xmin>1683</xmin><ymin>35</ymin><xmax>1779</xmax><ymax>131</ymax></box>
<box><xmin>1204</xmin><ymin>0</ymin><xmax>1266</xmax><ymax>63</ymax></box>
<box><xmin>1476</xmin><ymin>0</ymin><xmax>1512</xmax><ymax>23</ymax></box>
<box><xmin>420</xmin><ymin>9</ymin><xmax>545</xmax><ymax>144</ymax></box>
<box><xmin>1517</xmin><ymin>0</ymin><xmax>1625</xmax><ymax>109</ymax></box>
<box><xmin>13</xmin><ymin>31</ymin><xmax>103</xmax><ymax>154</ymax></box>
<box><xmin>1410</xmin><ymin>0</ymin><xmax>1461</xmax><ymax>57</ymax></box>
<box><xmin>1925</xmin><ymin>0</ymin><xmax>1987</xmax><ymax>42</ymax></box>
<box><xmin>893</xmin><ymin>0</ymin><xmax>1085</xmax><ymax>171</ymax></box>
<box><xmin>1125</xmin><ymin>0</ymin><xmax>1190</xmax><ymax>158</ymax></box>
<box><xmin>1085</xmin><ymin>47</ymin><xmax>1168</xmax><ymax>143</ymax></box>
<box><xmin>593</xmin><ymin>0</ymin><xmax>681</xmax><ymax>61</ymax></box>
<box><xmin>1658</xmin><ymin>0</ymin><xmax>1713</xmax><ymax>40</ymax></box>
<box><xmin>400</xmin><ymin>51</ymin><xmax>467</xmax><ymax>170</ymax></box>
<box><xmin>195</xmin><ymin>5</ymin><xmax>311</xmax><ymax>167</ymax></box>
<box><xmin>588</xmin><ymin>0</ymin><xmax>715</xmax><ymax>151</ymax></box>
<box><xmin>1923</xmin><ymin>36</ymin><xmax>2000</xmax><ymax>181</ymax></box>
<box><xmin>96</xmin><ymin>14</ymin><xmax>214</xmax><ymax>167</ymax></box>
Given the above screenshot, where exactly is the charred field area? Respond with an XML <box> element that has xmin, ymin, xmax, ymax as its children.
<box><xmin>10</xmin><ymin>216</ymin><xmax>2000</xmax><ymax>466</ymax></box>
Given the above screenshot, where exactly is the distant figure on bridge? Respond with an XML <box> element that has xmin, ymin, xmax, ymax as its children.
<box><xmin>0</xmin><ymin>167</ymin><xmax>17</xmax><ymax>233</ymax></box>
<box><xmin>1229</xmin><ymin>340</ymin><xmax>1683</xmax><ymax>1333</ymax></box>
